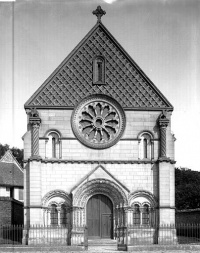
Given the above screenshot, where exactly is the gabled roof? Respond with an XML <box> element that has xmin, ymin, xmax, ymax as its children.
<box><xmin>24</xmin><ymin>21</ymin><xmax>173</xmax><ymax>111</ymax></box>
<box><xmin>0</xmin><ymin>151</ymin><xmax>23</xmax><ymax>187</ymax></box>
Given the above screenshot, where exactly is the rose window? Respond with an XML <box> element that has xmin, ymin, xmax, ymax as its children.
<box><xmin>72</xmin><ymin>95</ymin><xmax>126</xmax><ymax>149</ymax></box>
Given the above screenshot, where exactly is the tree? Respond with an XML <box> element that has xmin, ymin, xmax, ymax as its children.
<box><xmin>0</xmin><ymin>143</ymin><xmax>24</xmax><ymax>168</ymax></box>
<box><xmin>175</xmin><ymin>167</ymin><xmax>200</xmax><ymax>210</ymax></box>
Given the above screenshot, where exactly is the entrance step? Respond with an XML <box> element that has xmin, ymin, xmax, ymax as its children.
<box><xmin>88</xmin><ymin>238</ymin><xmax>117</xmax><ymax>246</ymax></box>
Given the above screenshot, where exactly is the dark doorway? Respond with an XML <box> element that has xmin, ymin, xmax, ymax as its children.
<box><xmin>87</xmin><ymin>194</ymin><xmax>113</xmax><ymax>238</ymax></box>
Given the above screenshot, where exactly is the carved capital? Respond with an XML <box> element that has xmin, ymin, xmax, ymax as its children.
<box><xmin>29</xmin><ymin>117</ymin><xmax>41</xmax><ymax>127</ymax></box>
<box><xmin>159</xmin><ymin>119</ymin><xmax>169</xmax><ymax>129</ymax></box>
<box><xmin>158</xmin><ymin>111</ymin><xmax>169</xmax><ymax>129</ymax></box>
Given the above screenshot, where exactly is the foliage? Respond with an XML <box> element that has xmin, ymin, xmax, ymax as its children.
<box><xmin>175</xmin><ymin>167</ymin><xmax>200</xmax><ymax>210</ymax></box>
<box><xmin>0</xmin><ymin>143</ymin><xmax>23</xmax><ymax>168</ymax></box>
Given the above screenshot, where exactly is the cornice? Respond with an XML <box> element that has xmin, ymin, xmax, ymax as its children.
<box><xmin>39</xmin><ymin>137</ymin><xmax>160</xmax><ymax>141</ymax></box>
<box><xmin>24</xmin><ymin>105</ymin><xmax>173</xmax><ymax>111</ymax></box>
<box><xmin>158</xmin><ymin>157</ymin><xmax>176</xmax><ymax>164</ymax></box>
<box><xmin>25</xmin><ymin>158</ymin><xmax>176</xmax><ymax>165</ymax></box>
<box><xmin>25</xmin><ymin>159</ymin><xmax>156</xmax><ymax>164</ymax></box>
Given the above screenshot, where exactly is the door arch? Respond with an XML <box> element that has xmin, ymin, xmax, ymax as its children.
<box><xmin>87</xmin><ymin>194</ymin><xmax>113</xmax><ymax>238</ymax></box>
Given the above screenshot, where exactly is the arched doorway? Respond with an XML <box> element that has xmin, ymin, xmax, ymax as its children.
<box><xmin>87</xmin><ymin>194</ymin><xmax>113</xmax><ymax>239</ymax></box>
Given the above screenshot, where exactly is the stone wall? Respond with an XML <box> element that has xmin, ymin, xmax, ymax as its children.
<box><xmin>23</xmin><ymin>109</ymin><xmax>174</xmax><ymax>161</ymax></box>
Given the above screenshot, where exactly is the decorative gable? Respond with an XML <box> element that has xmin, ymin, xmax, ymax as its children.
<box><xmin>25</xmin><ymin>16</ymin><xmax>173</xmax><ymax>110</ymax></box>
<box><xmin>71</xmin><ymin>165</ymin><xmax>130</xmax><ymax>194</ymax></box>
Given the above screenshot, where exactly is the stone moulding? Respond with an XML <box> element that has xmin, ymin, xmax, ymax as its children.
<box><xmin>73</xmin><ymin>178</ymin><xmax>128</xmax><ymax>208</ymax></box>
<box><xmin>24</xmin><ymin>158</ymin><xmax>176</xmax><ymax>164</ymax></box>
<box><xmin>42</xmin><ymin>189</ymin><xmax>71</xmax><ymax>207</ymax></box>
<box><xmin>71</xmin><ymin>164</ymin><xmax>130</xmax><ymax>193</ymax></box>
<box><xmin>128</xmin><ymin>190</ymin><xmax>158</xmax><ymax>208</ymax></box>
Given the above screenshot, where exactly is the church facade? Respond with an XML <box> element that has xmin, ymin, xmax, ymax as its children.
<box><xmin>23</xmin><ymin>6</ymin><xmax>175</xmax><ymax>244</ymax></box>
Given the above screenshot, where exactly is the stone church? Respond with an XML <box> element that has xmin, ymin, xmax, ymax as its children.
<box><xmin>23</xmin><ymin>6</ymin><xmax>175</xmax><ymax>244</ymax></box>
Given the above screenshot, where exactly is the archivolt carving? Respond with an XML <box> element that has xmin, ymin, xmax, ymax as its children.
<box><xmin>42</xmin><ymin>189</ymin><xmax>71</xmax><ymax>207</ymax></box>
<box><xmin>47</xmin><ymin>201</ymin><xmax>58</xmax><ymax>208</ymax></box>
<box><xmin>128</xmin><ymin>190</ymin><xmax>157</xmax><ymax>208</ymax></box>
<box><xmin>73</xmin><ymin>178</ymin><xmax>128</xmax><ymax>208</ymax></box>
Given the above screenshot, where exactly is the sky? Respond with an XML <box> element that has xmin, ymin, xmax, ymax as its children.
<box><xmin>0</xmin><ymin>0</ymin><xmax>200</xmax><ymax>170</ymax></box>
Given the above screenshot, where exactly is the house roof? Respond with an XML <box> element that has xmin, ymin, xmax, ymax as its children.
<box><xmin>24</xmin><ymin>15</ymin><xmax>173</xmax><ymax>111</ymax></box>
<box><xmin>0</xmin><ymin>151</ymin><xmax>23</xmax><ymax>187</ymax></box>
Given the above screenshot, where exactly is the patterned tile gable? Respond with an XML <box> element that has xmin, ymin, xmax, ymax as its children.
<box><xmin>24</xmin><ymin>22</ymin><xmax>173</xmax><ymax>110</ymax></box>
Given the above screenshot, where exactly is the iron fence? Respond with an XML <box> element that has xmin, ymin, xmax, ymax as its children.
<box><xmin>0</xmin><ymin>225</ymin><xmax>23</xmax><ymax>245</ymax></box>
<box><xmin>1</xmin><ymin>224</ymin><xmax>200</xmax><ymax>247</ymax></box>
<box><xmin>117</xmin><ymin>223</ymin><xmax>200</xmax><ymax>247</ymax></box>
<box><xmin>0</xmin><ymin>224</ymin><xmax>88</xmax><ymax>247</ymax></box>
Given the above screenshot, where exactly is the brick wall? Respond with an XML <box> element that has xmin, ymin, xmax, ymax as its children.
<box><xmin>0</xmin><ymin>197</ymin><xmax>12</xmax><ymax>225</ymax></box>
<box><xmin>12</xmin><ymin>199</ymin><xmax>24</xmax><ymax>225</ymax></box>
<box><xmin>0</xmin><ymin>197</ymin><xmax>24</xmax><ymax>225</ymax></box>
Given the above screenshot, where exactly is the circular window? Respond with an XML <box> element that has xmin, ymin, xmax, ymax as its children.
<box><xmin>71</xmin><ymin>95</ymin><xmax>126</xmax><ymax>149</ymax></box>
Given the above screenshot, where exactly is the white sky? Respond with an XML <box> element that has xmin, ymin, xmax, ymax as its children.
<box><xmin>0</xmin><ymin>0</ymin><xmax>200</xmax><ymax>170</ymax></box>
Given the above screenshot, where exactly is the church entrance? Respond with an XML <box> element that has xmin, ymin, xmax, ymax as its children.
<box><xmin>87</xmin><ymin>194</ymin><xmax>113</xmax><ymax>238</ymax></box>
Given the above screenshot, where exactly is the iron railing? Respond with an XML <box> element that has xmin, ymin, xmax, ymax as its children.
<box><xmin>0</xmin><ymin>224</ymin><xmax>88</xmax><ymax>247</ymax></box>
<box><xmin>117</xmin><ymin>223</ymin><xmax>200</xmax><ymax>247</ymax></box>
<box><xmin>1</xmin><ymin>224</ymin><xmax>200</xmax><ymax>247</ymax></box>
<box><xmin>0</xmin><ymin>225</ymin><xmax>23</xmax><ymax>245</ymax></box>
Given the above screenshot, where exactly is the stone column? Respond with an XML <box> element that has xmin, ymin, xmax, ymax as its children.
<box><xmin>151</xmin><ymin>140</ymin><xmax>154</xmax><ymax>160</ymax></box>
<box><xmin>29</xmin><ymin>116</ymin><xmax>41</xmax><ymax>159</ymax></box>
<box><xmin>57</xmin><ymin>208</ymin><xmax>61</xmax><ymax>226</ymax></box>
<box><xmin>59</xmin><ymin>139</ymin><xmax>62</xmax><ymax>159</ymax></box>
<box><xmin>158</xmin><ymin>111</ymin><xmax>169</xmax><ymax>159</ymax></box>
<box><xmin>138</xmin><ymin>140</ymin><xmax>141</xmax><ymax>159</ymax></box>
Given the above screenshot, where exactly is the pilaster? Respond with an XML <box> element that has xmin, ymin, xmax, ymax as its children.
<box><xmin>158</xmin><ymin>111</ymin><xmax>176</xmax><ymax>244</ymax></box>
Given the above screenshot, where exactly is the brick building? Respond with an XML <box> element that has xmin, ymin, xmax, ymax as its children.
<box><xmin>0</xmin><ymin>150</ymin><xmax>24</xmax><ymax>225</ymax></box>
<box><xmin>23</xmin><ymin>6</ymin><xmax>175</xmax><ymax>244</ymax></box>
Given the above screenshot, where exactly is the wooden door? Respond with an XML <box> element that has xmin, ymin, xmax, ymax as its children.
<box><xmin>87</xmin><ymin>194</ymin><xmax>113</xmax><ymax>238</ymax></box>
<box><xmin>101</xmin><ymin>214</ymin><xmax>112</xmax><ymax>238</ymax></box>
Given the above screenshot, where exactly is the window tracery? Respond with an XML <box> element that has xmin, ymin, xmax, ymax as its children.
<box><xmin>131</xmin><ymin>202</ymin><xmax>152</xmax><ymax>226</ymax></box>
<box><xmin>42</xmin><ymin>190</ymin><xmax>72</xmax><ymax>227</ymax></box>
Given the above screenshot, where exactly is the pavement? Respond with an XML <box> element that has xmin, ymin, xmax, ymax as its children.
<box><xmin>1</xmin><ymin>246</ymin><xmax>200</xmax><ymax>253</ymax></box>
<box><xmin>1</xmin><ymin>240</ymin><xmax>200</xmax><ymax>253</ymax></box>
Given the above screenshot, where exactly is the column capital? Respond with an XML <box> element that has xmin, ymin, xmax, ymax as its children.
<box><xmin>158</xmin><ymin>111</ymin><xmax>169</xmax><ymax>128</ymax></box>
<box><xmin>29</xmin><ymin>117</ymin><xmax>41</xmax><ymax>126</ymax></box>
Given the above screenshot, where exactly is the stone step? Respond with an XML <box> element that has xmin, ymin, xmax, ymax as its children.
<box><xmin>88</xmin><ymin>239</ymin><xmax>117</xmax><ymax>246</ymax></box>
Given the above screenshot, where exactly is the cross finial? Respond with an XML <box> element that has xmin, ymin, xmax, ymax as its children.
<box><xmin>92</xmin><ymin>6</ymin><xmax>106</xmax><ymax>22</ymax></box>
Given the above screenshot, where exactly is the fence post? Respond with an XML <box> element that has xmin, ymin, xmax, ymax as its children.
<box><xmin>84</xmin><ymin>226</ymin><xmax>88</xmax><ymax>250</ymax></box>
<box><xmin>117</xmin><ymin>226</ymin><xmax>127</xmax><ymax>251</ymax></box>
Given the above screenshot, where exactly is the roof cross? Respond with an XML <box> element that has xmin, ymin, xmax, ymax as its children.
<box><xmin>92</xmin><ymin>6</ymin><xmax>106</xmax><ymax>22</ymax></box>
